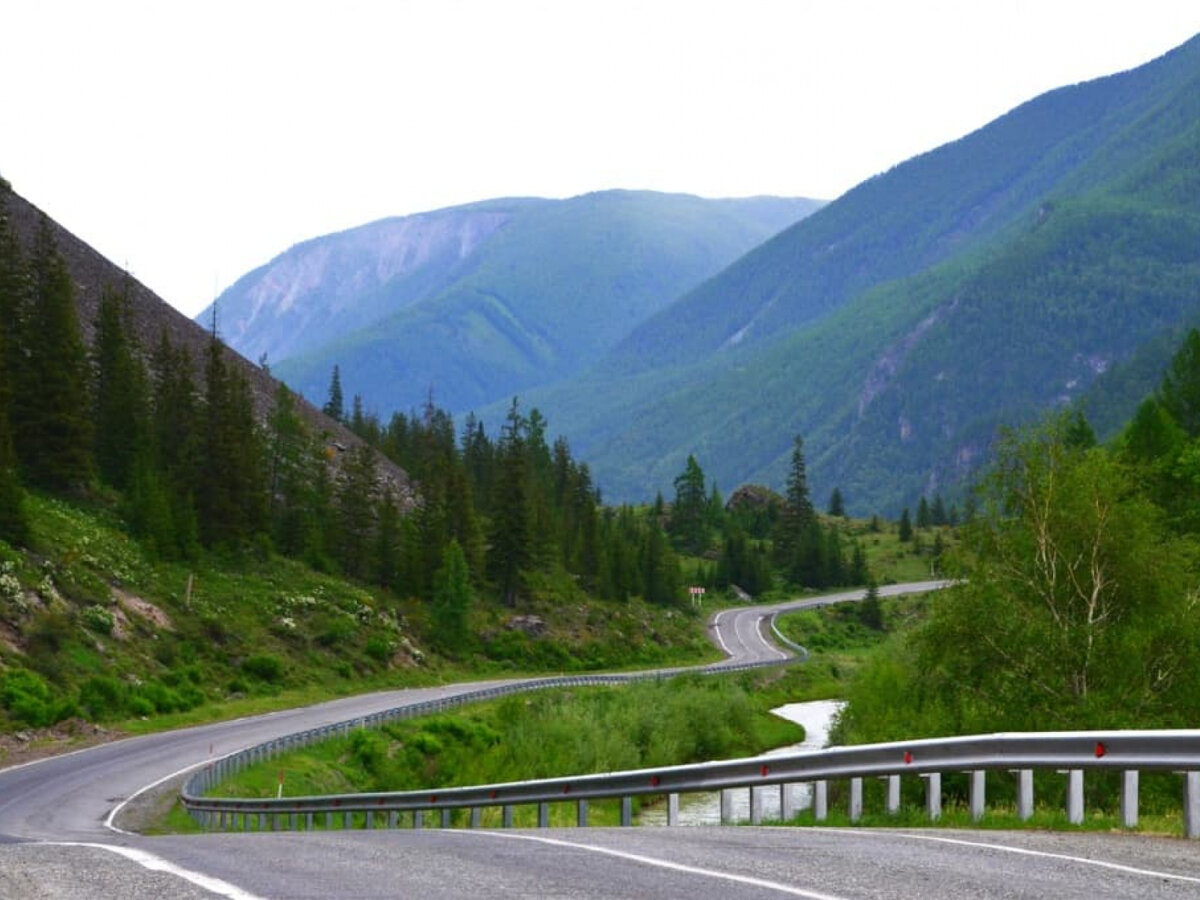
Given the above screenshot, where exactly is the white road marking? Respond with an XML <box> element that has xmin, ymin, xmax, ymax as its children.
<box><xmin>816</xmin><ymin>828</ymin><xmax>1200</xmax><ymax>886</ymax></box>
<box><xmin>711</xmin><ymin>611</ymin><xmax>731</xmax><ymax>655</ymax></box>
<box><xmin>45</xmin><ymin>842</ymin><xmax>265</xmax><ymax>900</ymax></box>
<box><xmin>104</xmin><ymin>757</ymin><xmax>213</xmax><ymax>835</ymax></box>
<box><xmin>451</xmin><ymin>830</ymin><xmax>850</xmax><ymax>899</ymax></box>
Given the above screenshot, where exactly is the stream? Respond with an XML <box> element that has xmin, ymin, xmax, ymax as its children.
<box><xmin>639</xmin><ymin>698</ymin><xmax>844</xmax><ymax>826</ymax></box>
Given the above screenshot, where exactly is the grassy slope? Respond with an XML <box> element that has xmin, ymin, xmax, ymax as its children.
<box><xmin>0</xmin><ymin>493</ymin><xmax>717</xmax><ymax>758</ymax></box>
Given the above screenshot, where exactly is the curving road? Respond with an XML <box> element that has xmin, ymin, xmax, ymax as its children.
<box><xmin>5</xmin><ymin>580</ymin><xmax>1200</xmax><ymax>898</ymax></box>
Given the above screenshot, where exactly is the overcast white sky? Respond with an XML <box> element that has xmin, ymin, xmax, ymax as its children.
<box><xmin>3</xmin><ymin>1</ymin><xmax>1200</xmax><ymax>317</ymax></box>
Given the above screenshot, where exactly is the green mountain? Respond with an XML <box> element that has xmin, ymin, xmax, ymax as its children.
<box><xmin>510</xmin><ymin>33</ymin><xmax>1200</xmax><ymax>513</ymax></box>
<box><xmin>203</xmin><ymin>191</ymin><xmax>821</xmax><ymax>414</ymax></box>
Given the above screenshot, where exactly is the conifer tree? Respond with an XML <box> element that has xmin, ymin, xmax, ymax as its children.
<box><xmin>335</xmin><ymin>442</ymin><xmax>377</xmax><ymax>580</ymax></box>
<box><xmin>323</xmin><ymin>364</ymin><xmax>344</xmax><ymax>422</ymax></box>
<box><xmin>828</xmin><ymin>488</ymin><xmax>845</xmax><ymax>517</ymax></box>
<box><xmin>775</xmin><ymin>435</ymin><xmax>816</xmax><ymax>568</ymax></box>
<box><xmin>19</xmin><ymin>216</ymin><xmax>92</xmax><ymax>492</ymax></box>
<box><xmin>0</xmin><ymin>178</ymin><xmax>29</xmax><ymax>432</ymax></box>
<box><xmin>898</xmin><ymin>507</ymin><xmax>914</xmax><ymax>542</ymax></box>
<box><xmin>488</xmin><ymin>399</ymin><xmax>531</xmax><ymax>606</ymax></box>
<box><xmin>431</xmin><ymin>538</ymin><xmax>473</xmax><ymax>649</ymax></box>
<box><xmin>670</xmin><ymin>454</ymin><xmax>708</xmax><ymax>554</ymax></box>
<box><xmin>916</xmin><ymin>496</ymin><xmax>932</xmax><ymax>529</ymax></box>
<box><xmin>0</xmin><ymin>412</ymin><xmax>29</xmax><ymax>546</ymax></box>
<box><xmin>930</xmin><ymin>492</ymin><xmax>948</xmax><ymax>527</ymax></box>
<box><xmin>1159</xmin><ymin>329</ymin><xmax>1200</xmax><ymax>437</ymax></box>
<box><xmin>92</xmin><ymin>281</ymin><xmax>147</xmax><ymax>490</ymax></box>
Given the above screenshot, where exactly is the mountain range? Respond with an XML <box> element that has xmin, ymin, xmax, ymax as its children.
<box><xmin>202</xmin><ymin>192</ymin><xmax>822</xmax><ymax>415</ymax></box>
<box><xmin>206</xmin><ymin>32</ymin><xmax>1200</xmax><ymax>513</ymax></box>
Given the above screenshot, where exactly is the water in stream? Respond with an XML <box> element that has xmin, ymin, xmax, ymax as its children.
<box><xmin>639</xmin><ymin>698</ymin><xmax>844</xmax><ymax>826</ymax></box>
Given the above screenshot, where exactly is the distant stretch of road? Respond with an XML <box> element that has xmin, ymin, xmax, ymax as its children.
<box><xmin>5</xmin><ymin>579</ymin><xmax>1200</xmax><ymax>899</ymax></box>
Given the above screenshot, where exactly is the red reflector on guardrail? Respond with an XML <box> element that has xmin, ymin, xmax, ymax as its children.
<box><xmin>1095</xmin><ymin>742</ymin><xmax>1107</xmax><ymax>758</ymax></box>
<box><xmin>650</xmin><ymin>775</ymin><xmax>661</xmax><ymax>787</ymax></box>
<box><xmin>430</xmin><ymin>795</ymin><xmax>438</xmax><ymax>804</ymax></box>
<box><xmin>760</xmin><ymin>765</ymin><xmax>769</xmax><ymax>777</ymax></box>
<box><xmin>904</xmin><ymin>751</ymin><xmax>913</xmax><ymax>764</ymax></box>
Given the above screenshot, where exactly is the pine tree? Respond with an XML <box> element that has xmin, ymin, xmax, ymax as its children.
<box><xmin>828</xmin><ymin>487</ymin><xmax>845</xmax><ymax>517</ymax></box>
<box><xmin>858</xmin><ymin>577</ymin><xmax>883</xmax><ymax>630</ymax></box>
<box><xmin>775</xmin><ymin>435</ymin><xmax>816</xmax><ymax>571</ymax></box>
<box><xmin>18</xmin><ymin>215</ymin><xmax>92</xmax><ymax>492</ymax></box>
<box><xmin>323</xmin><ymin>364</ymin><xmax>344</xmax><ymax>422</ymax></box>
<box><xmin>670</xmin><ymin>454</ymin><xmax>708</xmax><ymax>553</ymax></box>
<box><xmin>930</xmin><ymin>493</ymin><xmax>948</xmax><ymax>527</ymax></box>
<box><xmin>335</xmin><ymin>443</ymin><xmax>377</xmax><ymax>580</ymax></box>
<box><xmin>0</xmin><ymin>412</ymin><xmax>29</xmax><ymax>546</ymax></box>
<box><xmin>431</xmin><ymin>538</ymin><xmax>473</xmax><ymax>650</ymax></box>
<box><xmin>92</xmin><ymin>281</ymin><xmax>148</xmax><ymax>490</ymax></box>
<box><xmin>0</xmin><ymin>178</ymin><xmax>29</xmax><ymax>433</ymax></box>
<box><xmin>916</xmin><ymin>496</ymin><xmax>931</xmax><ymax>529</ymax></box>
<box><xmin>898</xmin><ymin>508</ymin><xmax>914</xmax><ymax>542</ymax></box>
<box><xmin>488</xmin><ymin>399</ymin><xmax>531</xmax><ymax>606</ymax></box>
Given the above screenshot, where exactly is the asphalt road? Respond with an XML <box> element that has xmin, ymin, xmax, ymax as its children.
<box><xmin>6</xmin><ymin>580</ymin><xmax>1199</xmax><ymax>898</ymax></box>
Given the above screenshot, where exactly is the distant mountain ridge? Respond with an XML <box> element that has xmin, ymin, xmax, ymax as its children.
<box><xmin>503</xmin><ymin>32</ymin><xmax>1200</xmax><ymax>511</ymax></box>
<box><xmin>202</xmin><ymin>191</ymin><xmax>823</xmax><ymax>414</ymax></box>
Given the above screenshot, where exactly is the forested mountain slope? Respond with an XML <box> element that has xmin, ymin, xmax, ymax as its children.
<box><xmin>203</xmin><ymin>191</ymin><xmax>821</xmax><ymax>415</ymax></box>
<box><xmin>516</xmin><ymin>33</ymin><xmax>1200</xmax><ymax>512</ymax></box>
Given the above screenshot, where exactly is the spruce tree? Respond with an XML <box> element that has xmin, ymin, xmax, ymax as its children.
<box><xmin>0</xmin><ymin>412</ymin><xmax>29</xmax><ymax>546</ymax></box>
<box><xmin>92</xmin><ymin>281</ymin><xmax>148</xmax><ymax>490</ymax></box>
<box><xmin>323</xmin><ymin>364</ymin><xmax>344</xmax><ymax>422</ymax></box>
<box><xmin>335</xmin><ymin>443</ymin><xmax>377</xmax><ymax>579</ymax></box>
<box><xmin>916</xmin><ymin>496</ymin><xmax>931</xmax><ymax>529</ymax></box>
<box><xmin>431</xmin><ymin>538</ymin><xmax>473</xmax><ymax>650</ymax></box>
<box><xmin>19</xmin><ymin>215</ymin><xmax>92</xmax><ymax>492</ymax></box>
<box><xmin>0</xmin><ymin>178</ymin><xmax>29</xmax><ymax>432</ymax></box>
<box><xmin>488</xmin><ymin>399</ymin><xmax>531</xmax><ymax>606</ymax></box>
<box><xmin>775</xmin><ymin>435</ymin><xmax>817</xmax><ymax>580</ymax></box>
<box><xmin>828</xmin><ymin>487</ymin><xmax>845</xmax><ymax>517</ymax></box>
<box><xmin>670</xmin><ymin>454</ymin><xmax>708</xmax><ymax>554</ymax></box>
<box><xmin>1159</xmin><ymin>329</ymin><xmax>1200</xmax><ymax>437</ymax></box>
<box><xmin>898</xmin><ymin>508</ymin><xmax>914</xmax><ymax>542</ymax></box>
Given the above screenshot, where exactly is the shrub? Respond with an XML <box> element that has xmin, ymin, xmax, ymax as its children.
<box><xmin>78</xmin><ymin>675</ymin><xmax>126</xmax><ymax>720</ymax></box>
<box><xmin>242</xmin><ymin>654</ymin><xmax>283</xmax><ymax>683</ymax></box>
<box><xmin>82</xmin><ymin>604</ymin><xmax>115</xmax><ymax>635</ymax></box>
<box><xmin>365</xmin><ymin>635</ymin><xmax>393</xmax><ymax>663</ymax></box>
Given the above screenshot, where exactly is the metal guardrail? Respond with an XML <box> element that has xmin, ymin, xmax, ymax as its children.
<box><xmin>184</xmin><ymin>726</ymin><xmax>1200</xmax><ymax>836</ymax></box>
<box><xmin>179</xmin><ymin>656</ymin><xmax>794</xmax><ymax>821</ymax></box>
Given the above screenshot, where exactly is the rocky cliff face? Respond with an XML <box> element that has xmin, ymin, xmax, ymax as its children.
<box><xmin>215</xmin><ymin>204</ymin><xmax>526</xmax><ymax>364</ymax></box>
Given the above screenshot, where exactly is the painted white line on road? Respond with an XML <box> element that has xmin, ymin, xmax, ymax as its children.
<box><xmin>711</xmin><ymin>611</ymin><xmax>731</xmax><ymax>655</ymax></box>
<box><xmin>45</xmin><ymin>842</ymin><xmax>266</xmax><ymax>900</ymax></box>
<box><xmin>452</xmin><ymin>830</ymin><xmax>850</xmax><ymax>899</ymax></box>
<box><xmin>104</xmin><ymin>757</ymin><xmax>213</xmax><ymax>835</ymax></box>
<box><xmin>815</xmin><ymin>828</ymin><xmax>1200</xmax><ymax>886</ymax></box>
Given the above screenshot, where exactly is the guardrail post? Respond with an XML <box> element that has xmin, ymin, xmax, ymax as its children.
<box><xmin>470</xmin><ymin>807</ymin><xmax>482</xmax><ymax>828</ymax></box>
<box><xmin>781</xmin><ymin>784</ymin><xmax>796</xmax><ymax>821</ymax></box>
<box><xmin>537</xmin><ymin>802</ymin><xmax>549</xmax><ymax>828</ymax></box>
<box><xmin>621</xmin><ymin>796</ymin><xmax>633</xmax><ymax>827</ymax></box>
<box><xmin>813</xmin><ymin>780</ymin><xmax>828</xmax><ymax>821</ymax></box>
<box><xmin>1121</xmin><ymin>770</ymin><xmax>1138</xmax><ymax>829</ymax></box>
<box><xmin>667</xmin><ymin>794</ymin><xmax>679</xmax><ymax>826</ymax></box>
<box><xmin>305</xmin><ymin>812</ymin><xmax>313</xmax><ymax>831</ymax></box>
<box><xmin>366</xmin><ymin>810</ymin><xmax>375</xmax><ymax>829</ymax></box>
<box><xmin>289</xmin><ymin>813</ymin><xmax>297</xmax><ymax>831</ymax></box>
<box><xmin>389</xmin><ymin>811</ymin><xmax>399</xmax><ymax>829</ymax></box>
<box><xmin>413</xmin><ymin>810</ymin><xmax>424</xmax><ymax>829</ymax></box>
<box><xmin>441</xmin><ymin>809</ymin><xmax>451</xmax><ymax>828</ymax></box>
<box><xmin>883</xmin><ymin>775</ymin><xmax>900</xmax><ymax>816</ymax></box>
<box><xmin>720</xmin><ymin>790</ymin><xmax>734</xmax><ymax>824</ymax></box>
<box><xmin>750</xmin><ymin>786</ymin><xmax>764</xmax><ymax>824</ymax></box>
<box><xmin>502</xmin><ymin>805</ymin><xmax>513</xmax><ymax>828</ymax></box>
<box><xmin>1064</xmin><ymin>770</ymin><xmax>1083</xmax><ymax>825</ymax></box>
<box><xmin>969</xmin><ymin>770</ymin><xmax>985</xmax><ymax>822</ymax></box>
<box><xmin>1183</xmin><ymin>772</ymin><xmax>1200</xmax><ymax>838</ymax></box>
<box><xmin>1013</xmin><ymin>769</ymin><xmax>1033</xmax><ymax>820</ymax></box>
<box><xmin>848</xmin><ymin>777</ymin><xmax>863</xmax><ymax>823</ymax></box>
<box><xmin>342</xmin><ymin>811</ymin><xmax>351</xmax><ymax>830</ymax></box>
<box><xmin>243</xmin><ymin>813</ymin><xmax>251</xmax><ymax>832</ymax></box>
<box><xmin>922</xmin><ymin>773</ymin><xmax>941</xmax><ymax>821</ymax></box>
